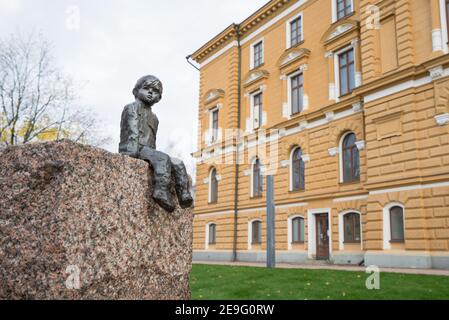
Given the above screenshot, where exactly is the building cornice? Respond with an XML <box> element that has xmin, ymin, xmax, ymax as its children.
<box><xmin>191</xmin><ymin>0</ymin><xmax>306</xmax><ymax>64</ymax></box>
<box><xmin>191</xmin><ymin>24</ymin><xmax>238</xmax><ymax>64</ymax></box>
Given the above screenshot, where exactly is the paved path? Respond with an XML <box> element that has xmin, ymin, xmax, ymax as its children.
<box><xmin>193</xmin><ymin>261</ymin><xmax>449</xmax><ymax>276</ymax></box>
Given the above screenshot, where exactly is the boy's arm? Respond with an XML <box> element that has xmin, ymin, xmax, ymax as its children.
<box><xmin>153</xmin><ymin>114</ymin><xmax>159</xmax><ymax>149</ymax></box>
<box><xmin>119</xmin><ymin>104</ymin><xmax>139</xmax><ymax>157</ymax></box>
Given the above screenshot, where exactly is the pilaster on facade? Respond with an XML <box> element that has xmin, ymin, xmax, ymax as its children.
<box><xmin>395</xmin><ymin>0</ymin><xmax>415</xmax><ymax>68</ymax></box>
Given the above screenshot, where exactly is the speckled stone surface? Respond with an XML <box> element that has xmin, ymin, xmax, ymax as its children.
<box><xmin>0</xmin><ymin>140</ymin><xmax>193</xmax><ymax>300</ymax></box>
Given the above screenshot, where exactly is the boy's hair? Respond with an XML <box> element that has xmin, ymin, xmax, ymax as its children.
<box><xmin>132</xmin><ymin>75</ymin><xmax>163</xmax><ymax>98</ymax></box>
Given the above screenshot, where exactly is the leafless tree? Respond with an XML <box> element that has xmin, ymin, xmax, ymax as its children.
<box><xmin>0</xmin><ymin>31</ymin><xmax>110</xmax><ymax>148</ymax></box>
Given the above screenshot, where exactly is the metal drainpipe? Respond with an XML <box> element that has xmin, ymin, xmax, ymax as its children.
<box><xmin>185</xmin><ymin>55</ymin><xmax>200</xmax><ymax>71</ymax></box>
<box><xmin>232</xmin><ymin>24</ymin><xmax>242</xmax><ymax>262</ymax></box>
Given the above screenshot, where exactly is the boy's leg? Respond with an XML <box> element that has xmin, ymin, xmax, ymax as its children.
<box><xmin>170</xmin><ymin>157</ymin><xmax>193</xmax><ymax>208</ymax></box>
<box><xmin>139</xmin><ymin>147</ymin><xmax>175</xmax><ymax>212</ymax></box>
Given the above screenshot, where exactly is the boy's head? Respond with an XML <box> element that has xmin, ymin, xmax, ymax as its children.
<box><xmin>133</xmin><ymin>75</ymin><xmax>163</xmax><ymax>106</ymax></box>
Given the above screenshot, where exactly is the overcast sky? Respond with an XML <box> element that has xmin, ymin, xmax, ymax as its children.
<box><xmin>0</xmin><ymin>0</ymin><xmax>268</xmax><ymax>175</ymax></box>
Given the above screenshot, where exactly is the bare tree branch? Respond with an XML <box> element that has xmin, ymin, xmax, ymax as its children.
<box><xmin>0</xmin><ymin>31</ymin><xmax>110</xmax><ymax>149</ymax></box>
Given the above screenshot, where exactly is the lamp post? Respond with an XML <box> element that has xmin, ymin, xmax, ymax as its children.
<box><xmin>266</xmin><ymin>175</ymin><xmax>276</xmax><ymax>268</ymax></box>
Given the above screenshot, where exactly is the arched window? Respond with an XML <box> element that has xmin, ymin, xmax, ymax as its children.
<box><xmin>342</xmin><ymin>132</ymin><xmax>360</xmax><ymax>183</ymax></box>
<box><xmin>209</xmin><ymin>168</ymin><xmax>218</xmax><ymax>203</ymax></box>
<box><xmin>208</xmin><ymin>223</ymin><xmax>217</xmax><ymax>245</ymax></box>
<box><xmin>292</xmin><ymin>217</ymin><xmax>305</xmax><ymax>243</ymax></box>
<box><xmin>292</xmin><ymin>148</ymin><xmax>305</xmax><ymax>191</ymax></box>
<box><xmin>252</xmin><ymin>220</ymin><xmax>262</xmax><ymax>244</ymax></box>
<box><xmin>252</xmin><ymin>158</ymin><xmax>263</xmax><ymax>197</ymax></box>
<box><xmin>343</xmin><ymin>212</ymin><xmax>361</xmax><ymax>243</ymax></box>
<box><xmin>390</xmin><ymin>206</ymin><xmax>405</xmax><ymax>243</ymax></box>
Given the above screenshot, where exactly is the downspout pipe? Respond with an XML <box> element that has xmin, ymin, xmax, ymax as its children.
<box><xmin>186</xmin><ymin>55</ymin><xmax>200</xmax><ymax>71</ymax></box>
<box><xmin>232</xmin><ymin>24</ymin><xmax>242</xmax><ymax>262</ymax></box>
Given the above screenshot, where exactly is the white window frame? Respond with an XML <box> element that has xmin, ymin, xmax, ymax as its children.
<box><xmin>210</xmin><ymin>108</ymin><xmax>219</xmax><ymax>143</ymax></box>
<box><xmin>338</xmin><ymin>210</ymin><xmax>363</xmax><ymax>250</ymax></box>
<box><xmin>250</xmin><ymin>38</ymin><xmax>265</xmax><ymax>69</ymax></box>
<box><xmin>205</xmin><ymin>222</ymin><xmax>216</xmax><ymax>250</ymax></box>
<box><xmin>439</xmin><ymin>0</ymin><xmax>449</xmax><ymax>54</ymax></box>
<box><xmin>249</xmin><ymin>89</ymin><xmax>263</xmax><ymax>131</ymax></box>
<box><xmin>334</xmin><ymin>44</ymin><xmax>357</xmax><ymax>102</ymax></box>
<box><xmin>288</xmin><ymin>215</ymin><xmax>306</xmax><ymax>250</ymax></box>
<box><xmin>289</xmin><ymin>146</ymin><xmax>304</xmax><ymax>191</ymax></box>
<box><xmin>332</xmin><ymin>0</ymin><xmax>354</xmax><ymax>23</ymax></box>
<box><xmin>287</xmin><ymin>69</ymin><xmax>306</xmax><ymax>116</ymax></box>
<box><xmin>250</xmin><ymin>157</ymin><xmax>264</xmax><ymax>198</ymax></box>
<box><xmin>205</xmin><ymin>104</ymin><xmax>222</xmax><ymax>145</ymax></box>
<box><xmin>208</xmin><ymin>167</ymin><xmax>218</xmax><ymax>203</ymax></box>
<box><xmin>207</xmin><ymin>105</ymin><xmax>221</xmax><ymax>144</ymax></box>
<box><xmin>383</xmin><ymin>202</ymin><xmax>405</xmax><ymax>250</ymax></box>
<box><xmin>339</xmin><ymin>131</ymin><xmax>355</xmax><ymax>183</ymax></box>
<box><xmin>286</xmin><ymin>12</ymin><xmax>304</xmax><ymax>49</ymax></box>
<box><xmin>248</xmin><ymin>218</ymin><xmax>263</xmax><ymax>250</ymax></box>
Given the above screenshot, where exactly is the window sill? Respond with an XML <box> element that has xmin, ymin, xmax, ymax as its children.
<box><xmin>250</xmin><ymin>195</ymin><xmax>264</xmax><ymax>200</ymax></box>
<box><xmin>333</xmin><ymin>11</ymin><xmax>355</xmax><ymax>24</ymax></box>
<box><xmin>290</xmin><ymin>111</ymin><xmax>304</xmax><ymax>118</ymax></box>
<box><xmin>344</xmin><ymin>241</ymin><xmax>361</xmax><ymax>244</ymax></box>
<box><xmin>250</xmin><ymin>63</ymin><xmax>265</xmax><ymax>71</ymax></box>
<box><xmin>390</xmin><ymin>240</ymin><xmax>405</xmax><ymax>244</ymax></box>
<box><xmin>287</xmin><ymin>40</ymin><xmax>305</xmax><ymax>50</ymax></box>
<box><xmin>338</xmin><ymin>91</ymin><xmax>354</xmax><ymax>100</ymax></box>
<box><xmin>339</xmin><ymin>180</ymin><xmax>361</xmax><ymax>186</ymax></box>
<box><xmin>289</xmin><ymin>189</ymin><xmax>305</xmax><ymax>194</ymax></box>
<box><xmin>292</xmin><ymin>241</ymin><xmax>305</xmax><ymax>245</ymax></box>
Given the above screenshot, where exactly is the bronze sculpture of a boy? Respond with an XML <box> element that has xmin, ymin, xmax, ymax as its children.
<box><xmin>119</xmin><ymin>75</ymin><xmax>193</xmax><ymax>212</ymax></box>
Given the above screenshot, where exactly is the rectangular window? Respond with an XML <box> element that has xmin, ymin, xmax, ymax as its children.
<box><xmin>337</xmin><ymin>0</ymin><xmax>352</xmax><ymax>20</ymax></box>
<box><xmin>292</xmin><ymin>218</ymin><xmax>305</xmax><ymax>243</ymax></box>
<box><xmin>211</xmin><ymin>109</ymin><xmax>219</xmax><ymax>142</ymax></box>
<box><xmin>253</xmin><ymin>160</ymin><xmax>263</xmax><ymax>198</ymax></box>
<box><xmin>338</xmin><ymin>48</ymin><xmax>355</xmax><ymax>96</ymax></box>
<box><xmin>344</xmin><ymin>213</ymin><xmax>361</xmax><ymax>243</ymax></box>
<box><xmin>390</xmin><ymin>207</ymin><xmax>405</xmax><ymax>242</ymax></box>
<box><xmin>253</xmin><ymin>93</ymin><xmax>263</xmax><ymax>130</ymax></box>
<box><xmin>252</xmin><ymin>221</ymin><xmax>262</xmax><ymax>244</ymax></box>
<box><xmin>291</xmin><ymin>73</ymin><xmax>303</xmax><ymax>115</ymax></box>
<box><xmin>290</xmin><ymin>16</ymin><xmax>302</xmax><ymax>47</ymax></box>
<box><xmin>209</xmin><ymin>224</ymin><xmax>216</xmax><ymax>245</ymax></box>
<box><xmin>253</xmin><ymin>41</ymin><xmax>263</xmax><ymax>68</ymax></box>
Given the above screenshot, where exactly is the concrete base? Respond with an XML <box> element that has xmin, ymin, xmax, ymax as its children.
<box><xmin>332</xmin><ymin>252</ymin><xmax>365</xmax><ymax>265</ymax></box>
<box><xmin>236</xmin><ymin>251</ymin><xmax>267</xmax><ymax>263</ymax></box>
<box><xmin>365</xmin><ymin>251</ymin><xmax>432</xmax><ymax>269</ymax></box>
<box><xmin>431</xmin><ymin>255</ymin><xmax>449</xmax><ymax>270</ymax></box>
<box><xmin>193</xmin><ymin>250</ymin><xmax>309</xmax><ymax>264</ymax></box>
<box><xmin>194</xmin><ymin>250</ymin><xmax>449</xmax><ymax>270</ymax></box>
<box><xmin>193</xmin><ymin>250</ymin><xmax>234</xmax><ymax>262</ymax></box>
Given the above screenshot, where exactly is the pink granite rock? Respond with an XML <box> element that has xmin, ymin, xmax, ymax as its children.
<box><xmin>0</xmin><ymin>140</ymin><xmax>193</xmax><ymax>300</ymax></box>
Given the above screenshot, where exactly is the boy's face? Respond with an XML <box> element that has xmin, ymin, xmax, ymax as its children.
<box><xmin>136</xmin><ymin>80</ymin><xmax>161</xmax><ymax>106</ymax></box>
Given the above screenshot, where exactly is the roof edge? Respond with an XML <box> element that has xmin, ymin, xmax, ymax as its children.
<box><xmin>191</xmin><ymin>0</ymin><xmax>296</xmax><ymax>64</ymax></box>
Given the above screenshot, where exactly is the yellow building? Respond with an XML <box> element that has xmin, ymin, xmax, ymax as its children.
<box><xmin>189</xmin><ymin>0</ymin><xmax>449</xmax><ymax>269</ymax></box>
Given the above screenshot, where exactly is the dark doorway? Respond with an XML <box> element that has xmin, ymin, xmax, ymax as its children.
<box><xmin>315</xmin><ymin>213</ymin><xmax>330</xmax><ymax>260</ymax></box>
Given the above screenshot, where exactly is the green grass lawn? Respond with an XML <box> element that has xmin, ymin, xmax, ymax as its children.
<box><xmin>190</xmin><ymin>264</ymin><xmax>449</xmax><ymax>300</ymax></box>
